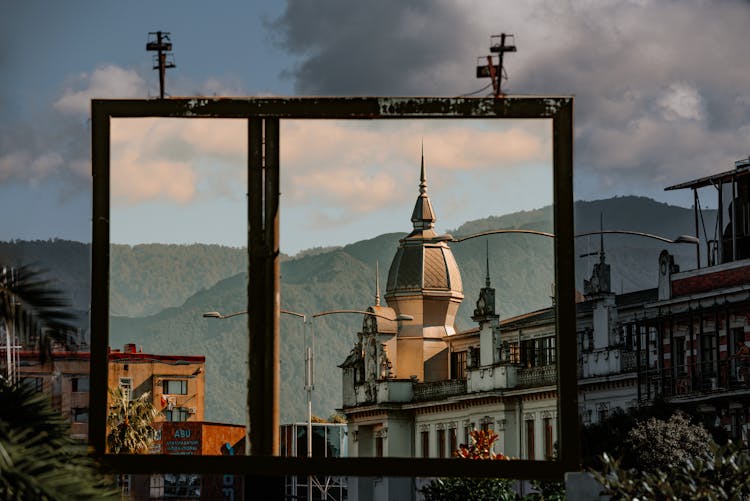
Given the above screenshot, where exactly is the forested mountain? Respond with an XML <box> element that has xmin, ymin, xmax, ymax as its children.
<box><xmin>0</xmin><ymin>197</ymin><xmax>714</xmax><ymax>425</ymax></box>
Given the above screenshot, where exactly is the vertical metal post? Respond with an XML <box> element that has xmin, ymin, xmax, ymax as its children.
<box><xmin>307</xmin><ymin>321</ymin><xmax>313</xmax><ymax>500</ymax></box>
<box><xmin>90</xmin><ymin>101</ymin><xmax>110</xmax><ymax>456</ymax></box>
<box><xmin>718</xmin><ymin>181</ymin><xmax>724</xmax><ymax>265</ymax></box>
<box><xmin>668</xmin><ymin>315</ymin><xmax>675</xmax><ymax>394</ymax></box>
<box><xmin>247</xmin><ymin>117</ymin><xmax>280</xmax><ymax>457</ymax></box>
<box><xmin>157</xmin><ymin>32</ymin><xmax>166</xmax><ymax>100</ymax></box>
<box><xmin>552</xmin><ymin>99</ymin><xmax>579</xmax><ymax>470</ymax></box>
<box><xmin>732</xmin><ymin>181</ymin><xmax>738</xmax><ymax>261</ymax></box>
<box><xmin>694</xmin><ymin>189</ymin><xmax>701</xmax><ymax>268</ymax></box>
<box><xmin>715</xmin><ymin>309</ymin><xmax>721</xmax><ymax>387</ymax></box>
<box><xmin>688</xmin><ymin>308</ymin><xmax>696</xmax><ymax>391</ymax></box>
<box><xmin>635</xmin><ymin>319</ymin><xmax>642</xmax><ymax>402</ymax></box>
<box><xmin>698</xmin><ymin>308</ymin><xmax>705</xmax><ymax>386</ymax></box>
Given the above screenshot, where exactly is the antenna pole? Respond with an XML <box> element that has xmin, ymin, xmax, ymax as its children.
<box><xmin>476</xmin><ymin>33</ymin><xmax>517</xmax><ymax>98</ymax></box>
<box><xmin>146</xmin><ymin>31</ymin><xmax>176</xmax><ymax>99</ymax></box>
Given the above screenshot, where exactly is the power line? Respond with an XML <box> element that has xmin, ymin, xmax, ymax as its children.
<box><xmin>459</xmin><ymin>82</ymin><xmax>493</xmax><ymax>97</ymax></box>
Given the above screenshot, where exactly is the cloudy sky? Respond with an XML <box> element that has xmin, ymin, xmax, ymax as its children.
<box><xmin>3</xmin><ymin>1</ymin><xmax>749</xmax><ymax>254</ymax></box>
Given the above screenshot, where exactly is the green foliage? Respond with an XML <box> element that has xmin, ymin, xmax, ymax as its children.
<box><xmin>0</xmin><ymin>382</ymin><xmax>118</xmax><ymax>500</ymax></box>
<box><xmin>110</xmin><ymin>243</ymin><xmax>248</xmax><ymax>317</ymax></box>
<box><xmin>421</xmin><ymin>477</ymin><xmax>517</xmax><ymax>501</ymax></box>
<box><xmin>106</xmin><ymin>387</ymin><xmax>160</xmax><ymax>454</ymax></box>
<box><xmin>592</xmin><ymin>440</ymin><xmax>750</xmax><ymax>500</ymax></box>
<box><xmin>1</xmin><ymin>197</ymin><xmax>711</xmax><ymax>426</ymax></box>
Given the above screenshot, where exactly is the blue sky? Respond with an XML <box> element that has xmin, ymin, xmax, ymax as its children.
<box><xmin>3</xmin><ymin>1</ymin><xmax>749</xmax><ymax>254</ymax></box>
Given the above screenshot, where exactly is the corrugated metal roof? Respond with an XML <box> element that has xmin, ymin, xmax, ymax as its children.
<box><xmin>665</xmin><ymin>163</ymin><xmax>750</xmax><ymax>191</ymax></box>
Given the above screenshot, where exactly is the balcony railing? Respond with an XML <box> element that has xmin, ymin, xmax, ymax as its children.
<box><xmin>517</xmin><ymin>364</ymin><xmax>557</xmax><ymax>387</ymax></box>
<box><xmin>413</xmin><ymin>379</ymin><xmax>467</xmax><ymax>402</ymax></box>
<box><xmin>620</xmin><ymin>350</ymin><xmax>640</xmax><ymax>372</ymax></box>
<box><xmin>638</xmin><ymin>359</ymin><xmax>750</xmax><ymax>401</ymax></box>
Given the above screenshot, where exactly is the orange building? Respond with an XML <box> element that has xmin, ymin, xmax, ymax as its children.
<box><xmin>125</xmin><ymin>421</ymin><xmax>246</xmax><ymax>500</ymax></box>
<box><xmin>18</xmin><ymin>343</ymin><xmax>206</xmax><ymax>441</ymax></box>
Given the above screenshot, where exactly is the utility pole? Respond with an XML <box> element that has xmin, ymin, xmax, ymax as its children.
<box><xmin>146</xmin><ymin>31</ymin><xmax>176</xmax><ymax>99</ymax></box>
<box><xmin>476</xmin><ymin>33</ymin><xmax>517</xmax><ymax>98</ymax></box>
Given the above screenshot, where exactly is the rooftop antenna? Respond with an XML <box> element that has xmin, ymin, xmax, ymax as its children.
<box><xmin>375</xmin><ymin>260</ymin><xmax>381</xmax><ymax>306</ymax></box>
<box><xmin>146</xmin><ymin>31</ymin><xmax>176</xmax><ymax>99</ymax></box>
<box><xmin>476</xmin><ymin>33</ymin><xmax>517</xmax><ymax>98</ymax></box>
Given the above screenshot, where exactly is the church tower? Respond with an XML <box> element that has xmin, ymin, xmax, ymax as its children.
<box><xmin>384</xmin><ymin>149</ymin><xmax>464</xmax><ymax>382</ymax></box>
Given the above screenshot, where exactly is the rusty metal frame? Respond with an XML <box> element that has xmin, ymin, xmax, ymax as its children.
<box><xmin>90</xmin><ymin>96</ymin><xmax>576</xmax><ymax>479</ymax></box>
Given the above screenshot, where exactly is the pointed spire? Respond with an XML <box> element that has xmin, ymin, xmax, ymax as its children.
<box><xmin>411</xmin><ymin>143</ymin><xmax>436</xmax><ymax>230</ymax></box>
<box><xmin>375</xmin><ymin>260</ymin><xmax>381</xmax><ymax>306</ymax></box>
<box><xmin>485</xmin><ymin>239</ymin><xmax>491</xmax><ymax>288</ymax></box>
<box><xmin>419</xmin><ymin>140</ymin><xmax>427</xmax><ymax>195</ymax></box>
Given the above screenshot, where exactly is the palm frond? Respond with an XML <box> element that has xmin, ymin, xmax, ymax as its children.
<box><xmin>0</xmin><ymin>383</ymin><xmax>118</xmax><ymax>499</ymax></box>
<box><xmin>0</xmin><ymin>264</ymin><xmax>80</xmax><ymax>362</ymax></box>
<box><xmin>107</xmin><ymin>387</ymin><xmax>160</xmax><ymax>454</ymax></box>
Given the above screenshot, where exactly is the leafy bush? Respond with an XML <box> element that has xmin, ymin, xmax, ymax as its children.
<box><xmin>624</xmin><ymin>411</ymin><xmax>711</xmax><ymax>471</ymax></box>
<box><xmin>593</xmin><ymin>440</ymin><xmax>750</xmax><ymax>500</ymax></box>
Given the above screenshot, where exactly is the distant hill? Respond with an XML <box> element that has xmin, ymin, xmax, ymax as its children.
<box><xmin>0</xmin><ymin>196</ymin><xmax>714</xmax><ymax>424</ymax></box>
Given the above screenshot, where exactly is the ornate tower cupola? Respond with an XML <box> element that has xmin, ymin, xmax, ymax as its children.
<box><xmin>384</xmin><ymin>147</ymin><xmax>464</xmax><ymax>382</ymax></box>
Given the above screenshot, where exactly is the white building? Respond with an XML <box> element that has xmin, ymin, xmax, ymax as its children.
<box><xmin>338</xmin><ymin>157</ymin><xmax>648</xmax><ymax>500</ymax></box>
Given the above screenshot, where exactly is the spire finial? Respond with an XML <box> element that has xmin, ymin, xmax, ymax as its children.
<box><xmin>375</xmin><ymin>260</ymin><xmax>381</xmax><ymax>306</ymax></box>
<box><xmin>419</xmin><ymin>139</ymin><xmax>427</xmax><ymax>195</ymax></box>
<box><xmin>410</xmin><ymin>142</ymin><xmax>436</xmax><ymax>230</ymax></box>
<box><xmin>485</xmin><ymin>239</ymin><xmax>491</xmax><ymax>288</ymax></box>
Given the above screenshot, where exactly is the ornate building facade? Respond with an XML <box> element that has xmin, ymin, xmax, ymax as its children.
<box><xmin>339</xmin><ymin>155</ymin><xmax>750</xmax><ymax>500</ymax></box>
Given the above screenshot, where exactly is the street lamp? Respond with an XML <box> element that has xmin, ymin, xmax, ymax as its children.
<box><xmin>204</xmin><ymin>306</ymin><xmax>411</xmax><ymax>500</ymax></box>
<box><xmin>443</xmin><ymin>228</ymin><xmax>699</xmax><ymax>245</ymax></box>
<box><xmin>303</xmin><ymin>309</ymin><xmax>412</xmax><ymax>501</ymax></box>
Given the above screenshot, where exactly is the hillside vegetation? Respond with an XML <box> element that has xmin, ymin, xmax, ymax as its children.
<box><xmin>0</xmin><ymin>197</ymin><xmax>713</xmax><ymax>424</ymax></box>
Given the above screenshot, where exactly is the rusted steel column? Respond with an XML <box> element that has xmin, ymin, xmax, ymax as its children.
<box><xmin>90</xmin><ymin>102</ymin><xmax>110</xmax><ymax>456</ymax></box>
<box><xmin>551</xmin><ymin>99</ymin><xmax>579</xmax><ymax>471</ymax></box>
<box><xmin>247</xmin><ymin>117</ymin><xmax>281</xmax><ymax>456</ymax></box>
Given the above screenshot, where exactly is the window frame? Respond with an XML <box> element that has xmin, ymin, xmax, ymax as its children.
<box><xmin>165</xmin><ymin>407</ymin><xmax>190</xmax><ymax>422</ymax></box>
<box><xmin>90</xmin><ymin>96</ymin><xmax>577</xmax><ymax>480</ymax></box>
<box><xmin>163</xmin><ymin>379</ymin><xmax>188</xmax><ymax>395</ymax></box>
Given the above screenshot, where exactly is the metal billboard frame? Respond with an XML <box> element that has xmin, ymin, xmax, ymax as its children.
<box><xmin>90</xmin><ymin>96</ymin><xmax>577</xmax><ymax>480</ymax></box>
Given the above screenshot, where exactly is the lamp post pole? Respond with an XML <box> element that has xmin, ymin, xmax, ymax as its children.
<box><xmin>204</xmin><ymin>307</ymin><xmax>411</xmax><ymax>501</ymax></box>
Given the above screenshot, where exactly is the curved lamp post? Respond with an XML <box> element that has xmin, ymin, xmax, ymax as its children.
<box><xmin>443</xmin><ymin>228</ymin><xmax>699</xmax><ymax>245</ymax></box>
<box><xmin>204</xmin><ymin>307</ymin><xmax>411</xmax><ymax>499</ymax></box>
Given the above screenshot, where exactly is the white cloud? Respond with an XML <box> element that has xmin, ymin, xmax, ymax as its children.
<box><xmin>658</xmin><ymin>83</ymin><xmax>704</xmax><ymax>121</ymax></box>
<box><xmin>271</xmin><ymin>0</ymin><xmax>750</xmax><ymax>194</ymax></box>
<box><xmin>54</xmin><ymin>65</ymin><xmax>147</xmax><ymax>115</ymax></box>
<box><xmin>110</xmin><ymin>118</ymin><xmax>246</xmax><ymax>206</ymax></box>
<box><xmin>280</xmin><ymin>120</ymin><xmax>549</xmax><ymax>213</ymax></box>
<box><xmin>111</xmin><ymin>148</ymin><xmax>197</xmax><ymax>205</ymax></box>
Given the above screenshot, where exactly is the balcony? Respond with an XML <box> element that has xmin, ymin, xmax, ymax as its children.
<box><xmin>413</xmin><ymin>379</ymin><xmax>467</xmax><ymax>402</ymax></box>
<box><xmin>517</xmin><ymin>364</ymin><xmax>557</xmax><ymax>387</ymax></box>
<box><xmin>638</xmin><ymin>359</ymin><xmax>750</xmax><ymax>402</ymax></box>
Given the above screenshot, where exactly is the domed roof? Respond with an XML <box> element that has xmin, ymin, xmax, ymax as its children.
<box><xmin>386</xmin><ymin>243</ymin><xmax>462</xmax><ymax>294</ymax></box>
